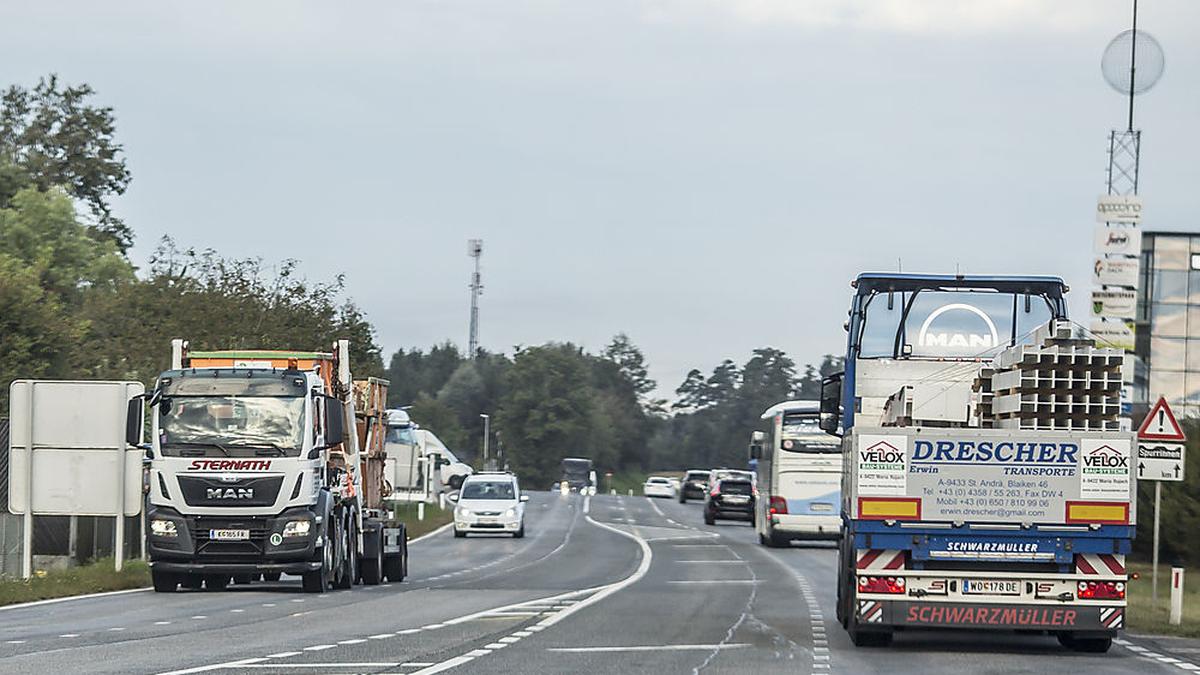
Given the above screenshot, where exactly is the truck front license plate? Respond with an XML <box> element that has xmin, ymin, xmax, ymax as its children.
<box><xmin>962</xmin><ymin>579</ymin><xmax>1021</xmax><ymax>596</ymax></box>
<box><xmin>210</xmin><ymin>529</ymin><xmax>250</xmax><ymax>541</ymax></box>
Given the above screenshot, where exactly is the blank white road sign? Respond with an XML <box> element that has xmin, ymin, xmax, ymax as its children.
<box><xmin>8</xmin><ymin>380</ymin><xmax>144</xmax><ymax>516</ymax></box>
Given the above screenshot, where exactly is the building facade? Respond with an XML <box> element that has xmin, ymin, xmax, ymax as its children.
<box><xmin>1135</xmin><ymin>231</ymin><xmax>1200</xmax><ymax>417</ymax></box>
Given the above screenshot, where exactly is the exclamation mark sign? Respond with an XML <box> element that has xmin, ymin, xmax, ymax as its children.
<box><xmin>1159</xmin><ymin>409</ymin><xmax>1166</xmax><ymax>431</ymax></box>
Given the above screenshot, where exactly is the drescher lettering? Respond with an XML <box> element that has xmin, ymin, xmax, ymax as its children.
<box><xmin>912</xmin><ymin>439</ymin><xmax>1078</xmax><ymax>465</ymax></box>
<box><xmin>187</xmin><ymin>459</ymin><xmax>273</xmax><ymax>471</ymax></box>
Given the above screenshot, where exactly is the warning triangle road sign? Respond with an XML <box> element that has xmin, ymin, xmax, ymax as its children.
<box><xmin>1138</xmin><ymin>397</ymin><xmax>1187</xmax><ymax>442</ymax></box>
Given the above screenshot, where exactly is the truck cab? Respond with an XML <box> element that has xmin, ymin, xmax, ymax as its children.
<box><xmin>825</xmin><ymin>274</ymin><xmax>1134</xmax><ymax>652</ymax></box>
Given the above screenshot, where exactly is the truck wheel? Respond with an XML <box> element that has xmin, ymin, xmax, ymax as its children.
<box><xmin>263</xmin><ymin>572</ymin><xmax>282</xmax><ymax>582</ymax></box>
<box><xmin>180</xmin><ymin>574</ymin><xmax>203</xmax><ymax>590</ymax></box>
<box><xmin>334</xmin><ymin>517</ymin><xmax>356</xmax><ymax>590</ymax></box>
<box><xmin>361</xmin><ymin>530</ymin><xmax>383</xmax><ymax>586</ymax></box>
<box><xmin>303</xmin><ymin>524</ymin><xmax>334</xmax><ymax>593</ymax></box>
<box><xmin>679</xmin><ymin>494</ymin><xmax>687</xmax><ymax>504</ymax></box>
<box><xmin>1059</xmin><ymin>634</ymin><xmax>1112</xmax><ymax>653</ymax></box>
<box><xmin>383</xmin><ymin>538</ymin><xmax>407</xmax><ymax>583</ymax></box>
<box><xmin>151</xmin><ymin>570</ymin><xmax>178</xmax><ymax>593</ymax></box>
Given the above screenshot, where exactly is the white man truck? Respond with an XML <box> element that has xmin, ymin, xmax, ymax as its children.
<box><xmin>129</xmin><ymin>339</ymin><xmax>408</xmax><ymax>593</ymax></box>
<box><xmin>824</xmin><ymin>274</ymin><xmax>1134</xmax><ymax>653</ymax></box>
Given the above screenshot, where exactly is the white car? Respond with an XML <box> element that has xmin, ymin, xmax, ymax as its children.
<box><xmin>642</xmin><ymin>476</ymin><xmax>676</xmax><ymax>499</ymax></box>
<box><xmin>453</xmin><ymin>473</ymin><xmax>528</xmax><ymax>538</ymax></box>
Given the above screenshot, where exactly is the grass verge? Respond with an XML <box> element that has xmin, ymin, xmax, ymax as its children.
<box><xmin>0</xmin><ymin>557</ymin><xmax>149</xmax><ymax>607</ymax></box>
<box><xmin>1127</xmin><ymin>562</ymin><xmax>1200</xmax><ymax>638</ymax></box>
<box><xmin>393</xmin><ymin>502</ymin><xmax>455</xmax><ymax>540</ymax></box>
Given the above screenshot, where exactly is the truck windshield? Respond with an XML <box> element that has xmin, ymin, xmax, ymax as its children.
<box><xmin>159</xmin><ymin>395</ymin><xmax>306</xmax><ymax>456</ymax></box>
<box><xmin>858</xmin><ymin>288</ymin><xmax>1055</xmax><ymax>359</ymax></box>
<box><xmin>385</xmin><ymin>426</ymin><xmax>415</xmax><ymax>445</ymax></box>
<box><xmin>781</xmin><ymin>414</ymin><xmax>842</xmax><ymax>453</ymax></box>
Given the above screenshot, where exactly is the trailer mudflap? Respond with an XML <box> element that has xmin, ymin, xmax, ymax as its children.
<box><xmin>860</xmin><ymin>600</ymin><xmax>1123</xmax><ymax>631</ymax></box>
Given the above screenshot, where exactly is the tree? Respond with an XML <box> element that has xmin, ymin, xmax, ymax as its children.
<box><xmin>1</xmin><ymin>75</ymin><xmax>133</xmax><ymax>250</ymax></box>
<box><xmin>409</xmin><ymin>394</ymin><xmax>469</xmax><ymax>456</ymax></box>
<box><xmin>0</xmin><ymin>255</ymin><xmax>84</xmax><ymax>410</ymax></box>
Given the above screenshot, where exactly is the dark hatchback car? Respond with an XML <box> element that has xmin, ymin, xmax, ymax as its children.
<box><xmin>704</xmin><ymin>478</ymin><xmax>756</xmax><ymax>525</ymax></box>
<box><xmin>678</xmin><ymin>470</ymin><xmax>710</xmax><ymax>503</ymax></box>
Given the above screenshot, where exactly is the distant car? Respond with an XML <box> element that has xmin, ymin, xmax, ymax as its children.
<box><xmin>642</xmin><ymin>476</ymin><xmax>676</xmax><ymax>498</ymax></box>
<box><xmin>667</xmin><ymin>477</ymin><xmax>681</xmax><ymax>493</ymax></box>
<box><xmin>704</xmin><ymin>478</ymin><xmax>756</xmax><ymax>526</ymax></box>
<box><xmin>679</xmin><ymin>470</ymin><xmax>710</xmax><ymax>503</ymax></box>
<box><xmin>708</xmin><ymin>468</ymin><xmax>754</xmax><ymax>487</ymax></box>
<box><xmin>453</xmin><ymin>473</ymin><xmax>528</xmax><ymax>538</ymax></box>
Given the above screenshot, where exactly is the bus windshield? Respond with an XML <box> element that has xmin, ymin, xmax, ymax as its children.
<box><xmin>858</xmin><ymin>288</ymin><xmax>1055</xmax><ymax>360</ymax></box>
<box><xmin>781</xmin><ymin>414</ymin><xmax>841</xmax><ymax>453</ymax></box>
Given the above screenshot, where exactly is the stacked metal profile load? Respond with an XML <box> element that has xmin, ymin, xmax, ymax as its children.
<box><xmin>977</xmin><ymin>320</ymin><xmax>1122</xmax><ymax>431</ymax></box>
<box><xmin>970</xmin><ymin>367</ymin><xmax>996</xmax><ymax>428</ymax></box>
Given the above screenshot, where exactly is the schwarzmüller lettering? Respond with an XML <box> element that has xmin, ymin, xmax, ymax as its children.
<box><xmin>905</xmin><ymin>605</ymin><xmax>1078</xmax><ymax>627</ymax></box>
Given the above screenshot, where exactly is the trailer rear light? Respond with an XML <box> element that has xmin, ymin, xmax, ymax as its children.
<box><xmin>858</xmin><ymin>576</ymin><xmax>905</xmax><ymax>594</ymax></box>
<box><xmin>1077</xmin><ymin>581</ymin><xmax>1125</xmax><ymax>600</ymax></box>
<box><xmin>769</xmin><ymin>496</ymin><xmax>788</xmax><ymax>515</ymax></box>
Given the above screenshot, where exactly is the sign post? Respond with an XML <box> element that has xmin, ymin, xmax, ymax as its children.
<box><xmin>1137</xmin><ymin>397</ymin><xmax>1187</xmax><ymax>607</ymax></box>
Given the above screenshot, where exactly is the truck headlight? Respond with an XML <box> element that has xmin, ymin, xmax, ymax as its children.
<box><xmin>504</xmin><ymin>508</ymin><xmax>516</xmax><ymax>518</ymax></box>
<box><xmin>282</xmin><ymin>520</ymin><xmax>311</xmax><ymax>538</ymax></box>
<box><xmin>150</xmin><ymin>519</ymin><xmax>178</xmax><ymax>538</ymax></box>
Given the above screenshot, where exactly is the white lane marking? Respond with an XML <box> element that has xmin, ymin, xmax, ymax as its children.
<box><xmin>262</xmin><ymin>603</ymin><xmax>276</xmax><ymax>607</ymax></box>
<box><xmin>157</xmin><ymin>657</ymin><xmax>269</xmax><ymax>675</ymax></box>
<box><xmin>671</xmin><ymin>544</ymin><xmax>722</xmax><ymax>548</ymax></box>
<box><xmin>369</xmin><ymin>633</ymin><xmax>394</xmax><ymax>639</ymax></box>
<box><xmin>513</xmin><ymin>631</ymin><xmax>534</xmax><ymax>637</ymax></box>
<box><xmin>109</xmin><ymin>627</ymin><xmax>126</xmax><ymax>632</ymax></box>
<box><xmin>421</xmin><ymin>623</ymin><xmax>446</xmax><ymax>630</ymax></box>
<box><xmin>5</xmin><ymin>640</ymin><xmax>25</xmax><ymax>644</ymax></box>
<box><xmin>408</xmin><ymin>521</ymin><xmax>455</xmax><ymax>545</ymax></box>
<box><xmin>303</xmin><ymin>645</ymin><xmax>335</xmax><ymax>651</ymax></box>
<box><xmin>267</xmin><ymin>652</ymin><xmax>301</xmax><ymax>658</ymax></box>
<box><xmin>230</xmin><ymin>609</ymin><xmax>245</xmax><ymax>613</ymax></box>
<box><xmin>483</xmin><ymin>643</ymin><xmax>507</xmax><ymax>649</ymax></box>
<box><xmin>338</xmin><ymin>639</ymin><xmax>366</xmax><ymax>645</ymax></box>
<box><xmin>549</xmin><ymin>644</ymin><xmax>753</xmax><ymax>653</ymax></box>
<box><xmin>233</xmin><ymin>664</ymin><xmax>401</xmax><ymax>669</ymax></box>
<box><xmin>498</xmin><ymin>636</ymin><xmax>521</xmax><ymax>644</ymax></box>
<box><xmin>154</xmin><ymin>621</ymin><xmax>172</xmax><ymax>625</ymax></box>
<box><xmin>0</xmin><ymin>586</ymin><xmax>151</xmax><ymax>613</ymax></box>
<box><xmin>59</xmin><ymin>633</ymin><xmax>80</xmax><ymax>638</ymax></box>
<box><xmin>191</xmin><ymin>615</ymin><xmax>207</xmax><ymax>620</ymax></box>
<box><xmin>676</xmin><ymin>560</ymin><xmax>744</xmax><ymax>564</ymax></box>
<box><xmin>402</xmin><ymin>664</ymin><xmax>434</xmax><ymax>668</ymax></box>
<box><xmin>409</xmin><ymin>655</ymin><xmax>476</xmax><ymax>675</ymax></box>
<box><xmin>666</xmin><ymin>580</ymin><xmax>758</xmax><ymax>584</ymax></box>
<box><xmin>397</xmin><ymin>628</ymin><xmax>422</xmax><ymax>635</ymax></box>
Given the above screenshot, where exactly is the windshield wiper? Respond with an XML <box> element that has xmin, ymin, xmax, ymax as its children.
<box><xmin>163</xmin><ymin>441</ymin><xmax>231</xmax><ymax>457</ymax></box>
<box><xmin>227</xmin><ymin>441</ymin><xmax>288</xmax><ymax>456</ymax></box>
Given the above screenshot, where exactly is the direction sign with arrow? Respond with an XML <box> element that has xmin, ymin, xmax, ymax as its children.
<box><xmin>1138</xmin><ymin>442</ymin><xmax>1186</xmax><ymax>483</ymax></box>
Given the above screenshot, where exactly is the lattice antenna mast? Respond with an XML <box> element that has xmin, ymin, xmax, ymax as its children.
<box><xmin>467</xmin><ymin>239</ymin><xmax>483</xmax><ymax>359</ymax></box>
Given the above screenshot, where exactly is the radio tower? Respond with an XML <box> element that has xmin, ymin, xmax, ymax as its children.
<box><xmin>467</xmin><ymin>239</ymin><xmax>483</xmax><ymax>359</ymax></box>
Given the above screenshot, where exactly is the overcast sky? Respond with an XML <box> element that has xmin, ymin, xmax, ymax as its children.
<box><xmin>3</xmin><ymin>1</ymin><xmax>1198</xmax><ymax>397</ymax></box>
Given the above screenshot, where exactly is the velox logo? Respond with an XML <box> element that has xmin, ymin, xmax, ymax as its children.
<box><xmin>187</xmin><ymin>459</ymin><xmax>272</xmax><ymax>471</ymax></box>
<box><xmin>205</xmin><ymin>487</ymin><xmax>254</xmax><ymax>500</ymax></box>
<box><xmin>1083</xmin><ymin>445</ymin><xmax>1128</xmax><ymax>470</ymax></box>
<box><xmin>861</xmin><ymin>441</ymin><xmax>904</xmax><ymax>467</ymax></box>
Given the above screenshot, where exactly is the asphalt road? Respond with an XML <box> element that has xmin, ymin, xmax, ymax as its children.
<box><xmin>0</xmin><ymin>491</ymin><xmax>1195</xmax><ymax>674</ymax></box>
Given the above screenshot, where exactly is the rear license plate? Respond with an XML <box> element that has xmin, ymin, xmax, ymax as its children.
<box><xmin>210</xmin><ymin>529</ymin><xmax>250</xmax><ymax>541</ymax></box>
<box><xmin>962</xmin><ymin>579</ymin><xmax>1021</xmax><ymax>596</ymax></box>
<box><xmin>724</xmin><ymin>496</ymin><xmax>749</xmax><ymax>504</ymax></box>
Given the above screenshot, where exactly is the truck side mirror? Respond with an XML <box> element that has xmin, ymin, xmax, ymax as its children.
<box><xmin>749</xmin><ymin>443</ymin><xmax>763</xmax><ymax>460</ymax></box>
<box><xmin>819</xmin><ymin>373</ymin><xmax>843</xmax><ymax>435</ymax></box>
<box><xmin>126</xmin><ymin>397</ymin><xmax>145</xmax><ymax>447</ymax></box>
<box><xmin>323</xmin><ymin>396</ymin><xmax>345</xmax><ymax>448</ymax></box>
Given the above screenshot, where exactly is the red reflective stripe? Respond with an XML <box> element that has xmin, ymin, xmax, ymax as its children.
<box><xmin>857</xmin><ymin>549</ymin><xmax>883</xmax><ymax>570</ymax></box>
<box><xmin>883</xmin><ymin>552</ymin><xmax>906</xmax><ymax>570</ymax></box>
<box><xmin>1076</xmin><ymin>555</ymin><xmax>1099</xmax><ymax>575</ymax></box>
<box><xmin>1099</xmin><ymin>554</ymin><xmax>1125</xmax><ymax>575</ymax></box>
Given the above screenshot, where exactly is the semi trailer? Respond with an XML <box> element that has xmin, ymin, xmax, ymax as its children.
<box><xmin>825</xmin><ymin>274</ymin><xmax>1134</xmax><ymax>652</ymax></box>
